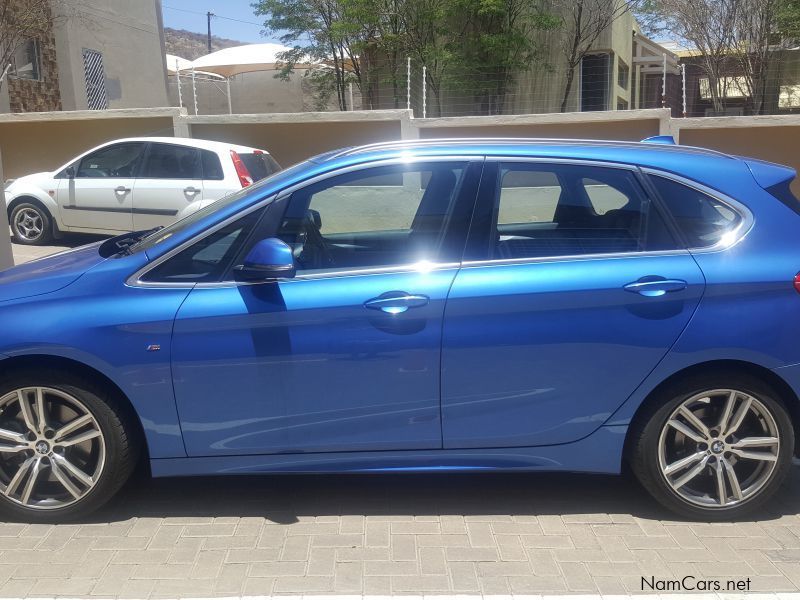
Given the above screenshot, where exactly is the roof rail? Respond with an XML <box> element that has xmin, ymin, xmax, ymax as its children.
<box><xmin>326</xmin><ymin>137</ymin><xmax>732</xmax><ymax>160</ymax></box>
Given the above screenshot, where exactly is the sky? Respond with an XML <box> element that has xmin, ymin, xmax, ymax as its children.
<box><xmin>161</xmin><ymin>0</ymin><xmax>278</xmax><ymax>44</ymax></box>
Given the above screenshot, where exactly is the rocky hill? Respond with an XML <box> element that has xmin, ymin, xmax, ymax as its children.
<box><xmin>164</xmin><ymin>27</ymin><xmax>246</xmax><ymax>61</ymax></box>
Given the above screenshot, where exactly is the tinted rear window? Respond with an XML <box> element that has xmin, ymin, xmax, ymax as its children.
<box><xmin>649</xmin><ymin>175</ymin><xmax>742</xmax><ymax>248</ymax></box>
<box><xmin>201</xmin><ymin>150</ymin><xmax>224</xmax><ymax>180</ymax></box>
<box><xmin>240</xmin><ymin>153</ymin><xmax>280</xmax><ymax>182</ymax></box>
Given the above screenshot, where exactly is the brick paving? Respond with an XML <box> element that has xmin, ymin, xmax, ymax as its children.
<box><xmin>4</xmin><ymin>238</ymin><xmax>800</xmax><ymax>598</ymax></box>
<box><xmin>0</xmin><ymin>468</ymin><xmax>794</xmax><ymax>597</ymax></box>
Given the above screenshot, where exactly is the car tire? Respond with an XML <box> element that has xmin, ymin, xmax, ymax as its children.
<box><xmin>630</xmin><ymin>372</ymin><xmax>794</xmax><ymax>520</ymax></box>
<box><xmin>0</xmin><ymin>371</ymin><xmax>140</xmax><ymax>522</ymax></box>
<box><xmin>9</xmin><ymin>202</ymin><xmax>53</xmax><ymax>246</ymax></box>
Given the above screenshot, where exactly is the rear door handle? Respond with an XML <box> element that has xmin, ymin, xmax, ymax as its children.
<box><xmin>114</xmin><ymin>186</ymin><xmax>131</xmax><ymax>194</ymax></box>
<box><xmin>624</xmin><ymin>278</ymin><xmax>688</xmax><ymax>297</ymax></box>
<box><xmin>184</xmin><ymin>186</ymin><xmax>201</xmax><ymax>196</ymax></box>
<box><xmin>364</xmin><ymin>291</ymin><xmax>430</xmax><ymax>314</ymax></box>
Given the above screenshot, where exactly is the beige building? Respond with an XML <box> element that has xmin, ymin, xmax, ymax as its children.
<box><xmin>0</xmin><ymin>0</ymin><xmax>169</xmax><ymax>114</ymax></box>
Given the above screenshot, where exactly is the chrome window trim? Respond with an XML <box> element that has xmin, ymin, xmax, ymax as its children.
<box><xmin>639</xmin><ymin>167</ymin><xmax>754</xmax><ymax>253</ymax></box>
<box><xmin>127</xmin><ymin>156</ymin><xmax>478</xmax><ymax>288</ymax></box>
<box><xmin>490</xmin><ymin>156</ymin><xmax>640</xmax><ymax>171</ymax></box>
<box><xmin>191</xmin><ymin>262</ymin><xmax>463</xmax><ymax>289</ymax></box>
<box><xmin>461</xmin><ymin>249</ymin><xmax>691</xmax><ymax>269</ymax></box>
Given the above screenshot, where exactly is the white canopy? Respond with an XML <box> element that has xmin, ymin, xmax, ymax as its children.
<box><xmin>188</xmin><ymin>43</ymin><xmax>302</xmax><ymax>78</ymax></box>
<box><xmin>166</xmin><ymin>54</ymin><xmax>193</xmax><ymax>74</ymax></box>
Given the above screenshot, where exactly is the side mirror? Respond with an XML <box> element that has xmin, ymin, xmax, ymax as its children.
<box><xmin>65</xmin><ymin>165</ymin><xmax>75</xmax><ymax>179</ymax></box>
<box><xmin>233</xmin><ymin>238</ymin><xmax>295</xmax><ymax>281</ymax></box>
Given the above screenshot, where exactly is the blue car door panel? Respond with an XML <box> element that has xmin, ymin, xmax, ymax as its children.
<box><xmin>440</xmin><ymin>160</ymin><xmax>706</xmax><ymax>448</ymax></box>
<box><xmin>172</xmin><ymin>269</ymin><xmax>458</xmax><ymax>456</ymax></box>
<box><xmin>441</xmin><ymin>254</ymin><xmax>704</xmax><ymax>448</ymax></box>
<box><xmin>170</xmin><ymin>159</ymin><xmax>482</xmax><ymax>456</ymax></box>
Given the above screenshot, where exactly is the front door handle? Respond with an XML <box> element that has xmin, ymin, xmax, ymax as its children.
<box><xmin>624</xmin><ymin>278</ymin><xmax>688</xmax><ymax>297</ymax></box>
<box><xmin>364</xmin><ymin>291</ymin><xmax>430</xmax><ymax>314</ymax></box>
<box><xmin>184</xmin><ymin>186</ymin><xmax>201</xmax><ymax>196</ymax></box>
<box><xmin>114</xmin><ymin>186</ymin><xmax>131</xmax><ymax>194</ymax></box>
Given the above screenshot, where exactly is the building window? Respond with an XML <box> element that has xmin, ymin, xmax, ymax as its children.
<box><xmin>699</xmin><ymin>76</ymin><xmax>748</xmax><ymax>100</ymax></box>
<box><xmin>10</xmin><ymin>39</ymin><xmax>41</xmax><ymax>81</ymax></box>
<box><xmin>779</xmin><ymin>84</ymin><xmax>800</xmax><ymax>109</ymax></box>
<box><xmin>617</xmin><ymin>59</ymin><xmax>629</xmax><ymax>90</ymax></box>
<box><xmin>82</xmin><ymin>48</ymin><xmax>109</xmax><ymax>110</ymax></box>
<box><xmin>617</xmin><ymin>97</ymin><xmax>629</xmax><ymax>110</ymax></box>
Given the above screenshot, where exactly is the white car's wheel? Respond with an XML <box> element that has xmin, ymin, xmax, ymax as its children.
<box><xmin>9</xmin><ymin>202</ymin><xmax>53</xmax><ymax>245</ymax></box>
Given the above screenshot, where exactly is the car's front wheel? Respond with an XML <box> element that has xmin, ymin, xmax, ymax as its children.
<box><xmin>631</xmin><ymin>373</ymin><xmax>795</xmax><ymax>520</ymax></box>
<box><xmin>9</xmin><ymin>202</ymin><xmax>53</xmax><ymax>245</ymax></box>
<box><xmin>0</xmin><ymin>373</ymin><xmax>139</xmax><ymax>521</ymax></box>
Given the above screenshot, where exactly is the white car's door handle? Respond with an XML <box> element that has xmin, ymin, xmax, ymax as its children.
<box><xmin>184</xmin><ymin>186</ymin><xmax>201</xmax><ymax>196</ymax></box>
<box><xmin>114</xmin><ymin>186</ymin><xmax>131</xmax><ymax>194</ymax></box>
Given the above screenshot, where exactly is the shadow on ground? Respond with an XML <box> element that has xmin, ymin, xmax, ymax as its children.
<box><xmin>84</xmin><ymin>467</ymin><xmax>800</xmax><ymax>526</ymax></box>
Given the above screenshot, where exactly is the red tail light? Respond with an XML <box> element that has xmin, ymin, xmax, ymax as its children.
<box><xmin>230</xmin><ymin>150</ymin><xmax>253</xmax><ymax>187</ymax></box>
<box><xmin>794</xmin><ymin>273</ymin><xmax>800</xmax><ymax>294</ymax></box>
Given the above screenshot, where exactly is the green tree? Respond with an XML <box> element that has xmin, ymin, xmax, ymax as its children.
<box><xmin>446</xmin><ymin>0</ymin><xmax>559</xmax><ymax>115</ymax></box>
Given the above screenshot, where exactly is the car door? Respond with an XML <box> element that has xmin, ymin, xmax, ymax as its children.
<box><xmin>164</xmin><ymin>159</ymin><xmax>482</xmax><ymax>456</ymax></box>
<box><xmin>199</xmin><ymin>148</ymin><xmax>234</xmax><ymax>203</ymax></box>
<box><xmin>441</xmin><ymin>160</ymin><xmax>706</xmax><ymax>449</ymax></box>
<box><xmin>57</xmin><ymin>142</ymin><xmax>144</xmax><ymax>231</ymax></box>
<box><xmin>133</xmin><ymin>143</ymin><xmax>204</xmax><ymax>231</ymax></box>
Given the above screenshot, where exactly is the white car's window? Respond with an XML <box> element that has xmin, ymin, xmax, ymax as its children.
<box><xmin>201</xmin><ymin>150</ymin><xmax>224</xmax><ymax>180</ymax></box>
<box><xmin>76</xmin><ymin>143</ymin><xmax>145</xmax><ymax>178</ymax></box>
<box><xmin>140</xmin><ymin>143</ymin><xmax>201</xmax><ymax>179</ymax></box>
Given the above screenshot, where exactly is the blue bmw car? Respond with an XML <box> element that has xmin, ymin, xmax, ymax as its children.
<box><xmin>1</xmin><ymin>137</ymin><xmax>799</xmax><ymax>521</ymax></box>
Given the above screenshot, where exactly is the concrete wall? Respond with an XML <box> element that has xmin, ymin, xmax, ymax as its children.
<box><xmin>673</xmin><ymin>115</ymin><xmax>800</xmax><ymax>195</ymax></box>
<box><xmin>52</xmin><ymin>0</ymin><xmax>168</xmax><ymax>111</ymax></box>
<box><xmin>416</xmin><ymin>110</ymin><xmax>664</xmax><ymax>141</ymax></box>
<box><xmin>0</xmin><ymin>108</ymin><xmax>180</xmax><ymax>179</ymax></box>
<box><xmin>186</xmin><ymin>111</ymin><xmax>408</xmax><ymax>167</ymax></box>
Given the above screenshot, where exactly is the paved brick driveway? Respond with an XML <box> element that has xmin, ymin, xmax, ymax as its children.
<box><xmin>0</xmin><ymin>468</ymin><xmax>794</xmax><ymax>597</ymax></box>
<box><xmin>5</xmin><ymin>239</ymin><xmax>800</xmax><ymax>598</ymax></box>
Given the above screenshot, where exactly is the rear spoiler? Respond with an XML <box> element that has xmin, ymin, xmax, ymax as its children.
<box><xmin>744</xmin><ymin>157</ymin><xmax>800</xmax><ymax>214</ymax></box>
<box><xmin>744</xmin><ymin>157</ymin><xmax>797</xmax><ymax>190</ymax></box>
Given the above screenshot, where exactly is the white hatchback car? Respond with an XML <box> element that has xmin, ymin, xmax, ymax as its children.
<box><xmin>4</xmin><ymin>137</ymin><xmax>280</xmax><ymax>245</ymax></box>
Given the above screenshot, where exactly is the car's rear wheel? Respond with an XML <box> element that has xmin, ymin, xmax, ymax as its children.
<box><xmin>0</xmin><ymin>373</ymin><xmax>139</xmax><ymax>522</ymax></box>
<box><xmin>631</xmin><ymin>373</ymin><xmax>795</xmax><ymax>520</ymax></box>
<box><xmin>9</xmin><ymin>202</ymin><xmax>52</xmax><ymax>245</ymax></box>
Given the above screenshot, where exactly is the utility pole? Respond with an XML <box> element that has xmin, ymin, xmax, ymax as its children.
<box><xmin>206</xmin><ymin>12</ymin><xmax>214</xmax><ymax>53</ymax></box>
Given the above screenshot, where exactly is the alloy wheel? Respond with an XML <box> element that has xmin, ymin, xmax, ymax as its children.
<box><xmin>13</xmin><ymin>208</ymin><xmax>44</xmax><ymax>242</ymax></box>
<box><xmin>0</xmin><ymin>387</ymin><xmax>105</xmax><ymax>510</ymax></box>
<box><xmin>657</xmin><ymin>388</ymin><xmax>780</xmax><ymax>508</ymax></box>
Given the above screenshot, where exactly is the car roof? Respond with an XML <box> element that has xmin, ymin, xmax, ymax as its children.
<box><xmin>103</xmin><ymin>136</ymin><xmax>270</xmax><ymax>155</ymax></box>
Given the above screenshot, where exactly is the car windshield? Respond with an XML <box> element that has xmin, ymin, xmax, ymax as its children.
<box><xmin>128</xmin><ymin>159</ymin><xmax>311</xmax><ymax>254</ymax></box>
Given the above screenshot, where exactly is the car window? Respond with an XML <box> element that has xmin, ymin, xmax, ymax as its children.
<box><xmin>201</xmin><ymin>150</ymin><xmax>224</xmax><ymax>180</ymax></box>
<box><xmin>492</xmin><ymin>163</ymin><xmax>677</xmax><ymax>259</ymax></box>
<box><xmin>277</xmin><ymin>162</ymin><xmax>467</xmax><ymax>273</ymax></box>
<box><xmin>76</xmin><ymin>143</ymin><xmax>145</xmax><ymax>178</ymax></box>
<box><xmin>141</xmin><ymin>143</ymin><xmax>201</xmax><ymax>179</ymax></box>
<box><xmin>141</xmin><ymin>210</ymin><xmax>261</xmax><ymax>283</ymax></box>
<box><xmin>239</xmin><ymin>152</ymin><xmax>280</xmax><ymax>182</ymax></box>
<box><xmin>648</xmin><ymin>175</ymin><xmax>743</xmax><ymax>248</ymax></box>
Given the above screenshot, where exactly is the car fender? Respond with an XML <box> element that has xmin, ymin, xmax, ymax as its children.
<box><xmin>5</xmin><ymin>181</ymin><xmax>59</xmax><ymax>222</ymax></box>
